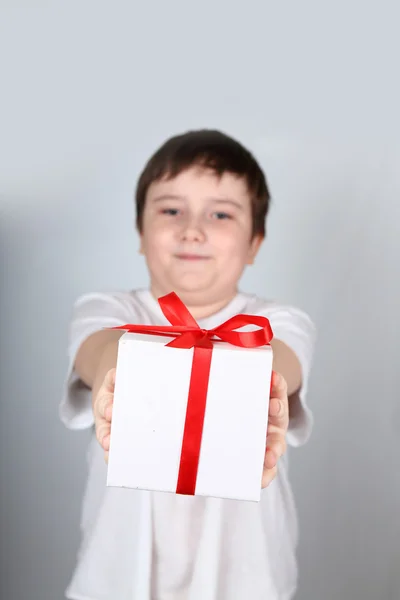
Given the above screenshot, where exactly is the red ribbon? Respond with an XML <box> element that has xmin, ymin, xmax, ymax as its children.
<box><xmin>111</xmin><ymin>292</ymin><xmax>273</xmax><ymax>495</ymax></box>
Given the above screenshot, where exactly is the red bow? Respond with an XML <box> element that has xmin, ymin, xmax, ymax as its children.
<box><xmin>112</xmin><ymin>292</ymin><xmax>273</xmax><ymax>495</ymax></box>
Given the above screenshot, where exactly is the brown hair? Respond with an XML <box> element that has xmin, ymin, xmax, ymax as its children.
<box><xmin>135</xmin><ymin>129</ymin><xmax>271</xmax><ymax>237</ymax></box>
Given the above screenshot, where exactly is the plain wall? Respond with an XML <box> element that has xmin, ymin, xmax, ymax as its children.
<box><xmin>1</xmin><ymin>2</ymin><xmax>399</xmax><ymax>599</ymax></box>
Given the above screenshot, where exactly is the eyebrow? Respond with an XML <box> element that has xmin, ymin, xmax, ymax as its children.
<box><xmin>211</xmin><ymin>198</ymin><xmax>244</xmax><ymax>210</ymax></box>
<box><xmin>151</xmin><ymin>194</ymin><xmax>185</xmax><ymax>203</ymax></box>
<box><xmin>151</xmin><ymin>194</ymin><xmax>243</xmax><ymax>210</ymax></box>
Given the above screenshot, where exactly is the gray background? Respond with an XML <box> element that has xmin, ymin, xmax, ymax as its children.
<box><xmin>1</xmin><ymin>1</ymin><xmax>399</xmax><ymax>599</ymax></box>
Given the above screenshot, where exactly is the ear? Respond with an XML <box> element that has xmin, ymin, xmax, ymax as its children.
<box><xmin>138</xmin><ymin>233</ymin><xmax>144</xmax><ymax>255</ymax></box>
<box><xmin>247</xmin><ymin>234</ymin><xmax>263</xmax><ymax>265</ymax></box>
<box><xmin>135</xmin><ymin>216</ymin><xmax>144</xmax><ymax>254</ymax></box>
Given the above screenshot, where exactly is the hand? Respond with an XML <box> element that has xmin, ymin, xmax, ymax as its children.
<box><xmin>262</xmin><ymin>371</ymin><xmax>289</xmax><ymax>488</ymax></box>
<box><xmin>94</xmin><ymin>368</ymin><xmax>116</xmax><ymax>463</ymax></box>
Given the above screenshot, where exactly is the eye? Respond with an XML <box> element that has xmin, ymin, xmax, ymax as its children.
<box><xmin>161</xmin><ymin>208</ymin><xmax>180</xmax><ymax>216</ymax></box>
<box><xmin>212</xmin><ymin>211</ymin><xmax>232</xmax><ymax>220</ymax></box>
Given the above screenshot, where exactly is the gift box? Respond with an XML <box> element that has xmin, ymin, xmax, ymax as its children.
<box><xmin>106</xmin><ymin>293</ymin><xmax>273</xmax><ymax>502</ymax></box>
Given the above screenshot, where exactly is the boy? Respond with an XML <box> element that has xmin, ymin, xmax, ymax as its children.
<box><xmin>60</xmin><ymin>129</ymin><xmax>315</xmax><ymax>600</ymax></box>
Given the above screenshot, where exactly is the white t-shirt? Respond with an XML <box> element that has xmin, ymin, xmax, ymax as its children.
<box><xmin>60</xmin><ymin>289</ymin><xmax>316</xmax><ymax>600</ymax></box>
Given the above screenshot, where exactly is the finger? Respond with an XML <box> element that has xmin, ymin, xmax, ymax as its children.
<box><xmin>264</xmin><ymin>446</ymin><xmax>277</xmax><ymax>470</ymax></box>
<box><xmin>262</xmin><ymin>465</ymin><xmax>277</xmax><ymax>489</ymax></box>
<box><xmin>266</xmin><ymin>430</ymin><xmax>287</xmax><ymax>462</ymax></box>
<box><xmin>268</xmin><ymin>404</ymin><xmax>288</xmax><ymax>434</ymax></box>
<box><xmin>268</xmin><ymin>373</ymin><xmax>289</xmax><ymax>430</ymax></box>
<box><xmin>268</xmin><ymin>396</ymin><xmax>281</xmax><ymax>418</ymax></box>
<box><xmin>268</xmin><ymin>396</ymin><xmax>287</xmax><ymax>429</ymax></box>
<box><xmin>104</xmin><ymin>450</ymin><xmax>109</xmax><ymax>464</ymax></box>
<box><xmin>270</xmin><ymin>371</ymin><xmax>287</xmax><ymax>399</ymax></box>
<box><xmin>103</xmin><ymin>368</ymin><xmax>116</xmax><ymax>394</ymax></box>
<box><xmin>95</xmin><ymin>418</ymin><xmax>111</xmax><ymax>449</ymax></box>
<box><xmin>102</xmin><ymin>432</ymin><xmax>111</xmax><ymax>451</ymax></box>
<box><xmin>96</xmin><ymin>391</ymin><xmax>114</xmax><ymax>421</ymax></box>
<box><xmin>105</xmin><ymin>403</ymin><xmax>113</xmax><ymax>422</ymax></box>
<box><xmin>262</xmin><ymin>427</ymin><xmax>287</xmax><ymax>488</ymax></box>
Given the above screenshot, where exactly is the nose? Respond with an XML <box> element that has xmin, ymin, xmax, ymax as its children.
<box><xmin>179</xmin><ymin>216</ymin><xmax>206</xmax><ymax>243</ymax></box>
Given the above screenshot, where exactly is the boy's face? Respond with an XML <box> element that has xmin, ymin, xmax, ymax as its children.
<box><xmin>140</xmin><ymin>166</ymin><xmax>262</xmax><ymax>309</ymax></box>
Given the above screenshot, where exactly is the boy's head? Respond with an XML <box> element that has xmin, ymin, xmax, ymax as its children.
<box><xmin>135</xmin><ymin>129</ymin><xmax>271</xmax><ymax>314</ymax></box>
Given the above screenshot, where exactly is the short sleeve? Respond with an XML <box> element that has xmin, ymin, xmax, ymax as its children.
<box><xmin>266</xmin><ymin>305</ymin><xmax>316</xmax><ymax>447</ymax></box>
<box><xmin>59</xmin><ymin>292</ymin><xmax>138</xmax><ymax>431</ymax></box>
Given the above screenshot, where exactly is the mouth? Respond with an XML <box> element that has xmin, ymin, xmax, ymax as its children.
<box><xmin>174</xmin><ymin>253</ymin><xmax>211</xmax><ymax>261</ymax></box>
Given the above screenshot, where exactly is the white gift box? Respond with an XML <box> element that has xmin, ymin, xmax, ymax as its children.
<box><xmin>107</xmin><ymin>332</ymin><xmax>273</xmax><ymax>502</ymax></box>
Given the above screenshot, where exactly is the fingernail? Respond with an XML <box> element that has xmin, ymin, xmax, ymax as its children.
<box><xmin>270</xmin><ymin>372</ymin><xmax>276</xmax><ymax>394</ymax></box>
<box><xmin>271</xmin><ymin>371</ymin><xmax>280</xmax><ymax>390</ymax></box>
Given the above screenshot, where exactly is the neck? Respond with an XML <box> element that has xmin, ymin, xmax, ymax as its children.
<box><xmin>150</xmin><ymin>287</ymin><xmax>237</xmax><ymax>320</ymax></box>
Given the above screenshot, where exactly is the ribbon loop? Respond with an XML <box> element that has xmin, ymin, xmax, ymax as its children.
<box><xmin>112</xmin><ymin>292</ymin><xmax>273</xmax><ymax>350</ymax></box>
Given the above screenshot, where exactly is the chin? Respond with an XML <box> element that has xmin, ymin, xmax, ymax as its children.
<box><xmin>171</xmin><ymin>285</ymin><xmax>209</xmax><ymax>298</ymax></box>
<box><xmin>173</xmin><ymin>275</ymin><xmax>214</xmax><ymax>291</ymax></box>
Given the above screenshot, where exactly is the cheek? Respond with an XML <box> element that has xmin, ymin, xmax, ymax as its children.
<box><xmin>142</xmin><ymin>222</ymin><xmax>172</xmax><ymax>250</ymax></box>
<box><xmin>213</xmin><ymin>228</ymin><xmax>251</xmax><ymax>256</ymax></box>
